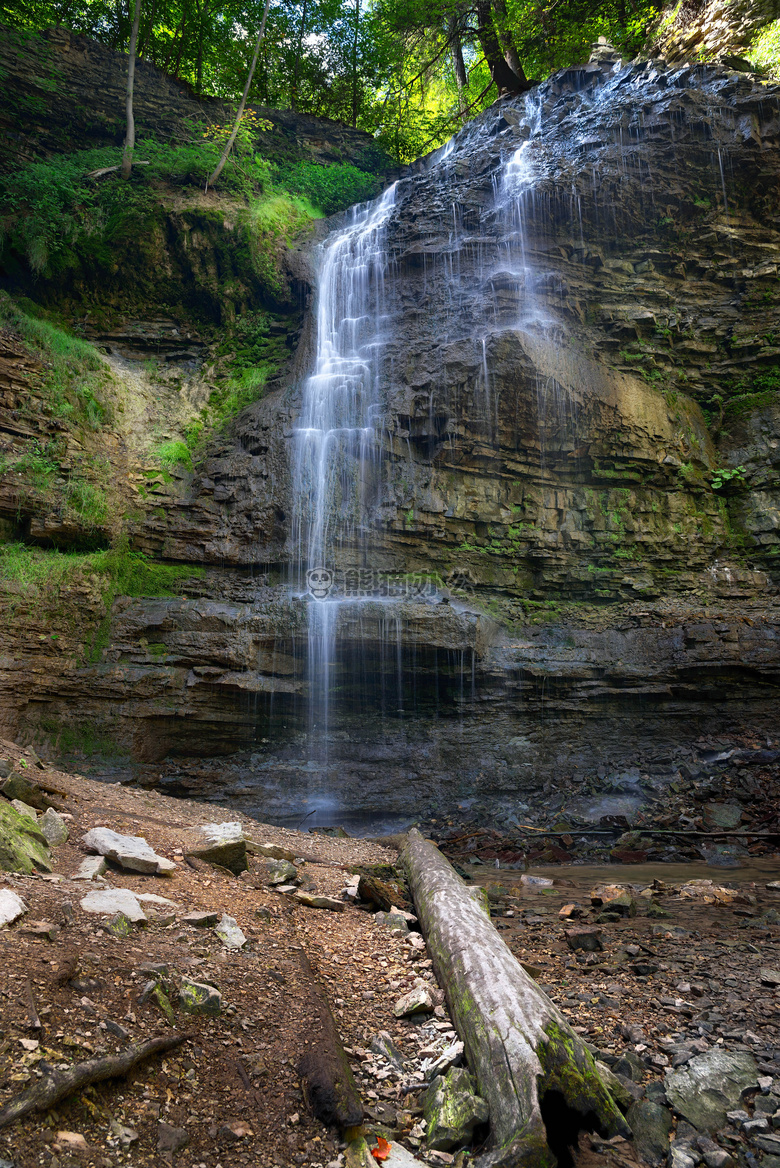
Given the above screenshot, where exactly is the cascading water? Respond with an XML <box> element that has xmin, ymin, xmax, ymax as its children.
<box><xmin>292</xmin><ymin>183</ymin><xmax>397</xmax><ymax>759</ymax></box>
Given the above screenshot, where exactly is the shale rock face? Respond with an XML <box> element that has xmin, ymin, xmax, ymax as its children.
<box><xmin>4</xmin><ymin>49</ymin><xmax>780</xmax><ymax>811</ymax></box>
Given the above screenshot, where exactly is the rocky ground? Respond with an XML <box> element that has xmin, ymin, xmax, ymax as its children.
<box><xmin>0</xmin><ymin>738</ymin><xmax>779</xmax><ymax>1168</ymax></box>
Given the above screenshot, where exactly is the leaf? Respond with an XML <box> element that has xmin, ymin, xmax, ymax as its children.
<box><xmin>371</xmin><ymin>1137</ymin><xmax>391</xmax><ymax>1162</ymax></box>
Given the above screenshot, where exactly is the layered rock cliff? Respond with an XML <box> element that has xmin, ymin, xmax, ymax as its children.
<box><xmin>2</xmin><ymin>40</ymin><xmax>780</xmax><ymax>824</ymax></box>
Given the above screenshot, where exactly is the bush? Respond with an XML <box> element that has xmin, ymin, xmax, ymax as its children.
<box><xmin>278</xmin><ymin>161</ymin><xmax>382</xmax><ymax>215</ymax></box>
<box><xmin>151</xmin><ymin>440</ymin><xmax>194</xmax><ymax>472</ymax></box>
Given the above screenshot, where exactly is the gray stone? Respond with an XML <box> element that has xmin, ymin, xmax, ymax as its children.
<box><xmin>702</xmin><ymin>803</ymin><xmax>743</xmax><ymax>830</ymax></box>
<box><xmin>10</xmin><ymin>800</ymin><xmax>37</xmax><ymax>821</ymax></box>
<box><xmin>564</xmin><ymin>926</ymin><xmax>603</xmax><ymax>952</ymax></box>
<box><xmin>182</xmin><ymin>910</ymin><xmax>219</xmax><ymax>927</ymax></box>
<box><xmin>760</xmin><ymin>968</ymin><xmax>780</xmax><ymax>987</ymax></box>
<box><xmin>423</xmin><ymin>1067</ymin><xmax>490</xmax><ymax>1151</ymax></box>
<box><xmin>595</xmin><ymin>1060</ymin><xmax>637</xmax><ymax>1110</ymax></box>
<box><xmin>179</xmin><ymin>977</ymin><xmax>222</xmax><ymax>1015</ymax></box>
<box><xmin>0</xmin><ymin>772</ymin><xmax>51</xmax><ymax>810</ymax></box>
<box><xmin>213</xmin><ymin>913</ymin><xmax>246</xmax><ymax>948</ymax></box>
<box><xmin>106</xmin><ymin>912</ymin><xmax>133</xmax><ymax>937</ymax></box>
<box><xmin>375</xmin><ymin>910</ymin><xmax>409</xmax><ymax>935</ymax></box>
<box><xmin>665</xmin><ymin>1051</ymin><xmax>758</xmax><ymax>1132</ymax></box>
<box><xmin>83</xmin><ymin>828</ymin><xmax>176</xmax><ymax>875</ymax></box>
<box><xmin>293</xmin><ymin>891</ymin><xmax>344</xmax><ymax>911</ymax></box>
<box><xmin>73</xmin><ymin>855</ymin><xmax>108</xmax><ymax>881</ymax></box>
<box><xmin>262</xmin><ymin>858</ymin><xmax>298</xmax><ymax>885</ymax></box>
<box><xmin>157</xmin><ymin>1122</ymin><xmax>189</xmax><ymax>1154</ymax></box>
<box><xmin>393</xmin><ymin>985</ymin><xmax>433</xmax><ymax>1018</ymax></box>
<box><xmin>0</xmin><ymin>889</ymin><xmax>27</xmax><ymax>926</ymax></box>
<box><xmin>79</xmin><ymin>888</ymin><xmax>148</xmax><ymax>922</ymax></box>
<box><xmin>39</xmin><ymin>808</ymin><xmax>69</xmax><ymax>846</ymax></box>
<box><xmin>370</xmin><ymin>1031</ymin><xmax>406</xmax><ymax>1071</ymax></box>
<box><xmin>627</xmin><ymin>1100</ymin><xmax>673</xmax><ymax>1166</ymax></box>
<box><xmin>187</xmin><ymin>822</ymin><xmax>247</xmax><ymax>875</ymax></box>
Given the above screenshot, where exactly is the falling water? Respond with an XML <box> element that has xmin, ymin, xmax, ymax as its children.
<box><xmin>292</xmin><ymin>183</ymin><xmax>397</xmax><ymax>758</ymax></box>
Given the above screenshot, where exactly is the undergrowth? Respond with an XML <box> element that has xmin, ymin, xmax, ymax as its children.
<box><xmin>0</xmin><ymin>541</ymin><xmax>201</xmax><ymax>598</ymax></box>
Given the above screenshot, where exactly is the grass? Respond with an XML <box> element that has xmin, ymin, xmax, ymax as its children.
<box><xmin>151</xmin><ymin>441</ymin><xmax>193</xmax><ymax>472</ymax></box>
<box><xmin>0</xmin><ymin>294</ymin><xmax>111</xmax><ymax>430</ymax></box>
<box><xmin>0</xmin><ymin>541</ymin><xmax>202</xmax><ymax>600</ymax></box>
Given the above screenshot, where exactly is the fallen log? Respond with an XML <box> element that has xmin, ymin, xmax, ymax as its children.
<box><xmin>295</xmin><ymin>950</ymin><xmax>363</xmax><ymax>1129</ymax></box>
<box><xmin>0</xmin><ymin>1033</ymin><xmax>187</xmax><ymax>1127</ymax></box>
<box><xmin>401</xmin><ymin>829</ymin><xmax>630</xmax><ymax>1167</ymax></box>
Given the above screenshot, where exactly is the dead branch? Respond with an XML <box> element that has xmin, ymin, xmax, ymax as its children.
<box><xmin>0</xmin><ymin>1033</ymin><xmax>187</xmax><ymax>1127</ymax></box>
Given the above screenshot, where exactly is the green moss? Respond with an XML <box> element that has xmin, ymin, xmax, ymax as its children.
<box><xmin>539</xmin><ymin>1020</ymin><xmax>629</xmax><ymax>1139</ymax></box>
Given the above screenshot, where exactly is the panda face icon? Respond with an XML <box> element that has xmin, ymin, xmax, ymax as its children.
<box><xmin>306</xmin><ymin>567</ymin><xmax>334</xmax><ymax>600</ymax></box>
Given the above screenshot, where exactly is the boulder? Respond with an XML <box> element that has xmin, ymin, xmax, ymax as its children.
<box><xmin>179</xmin><ymin>978</ymin><xmax>222</xmax><ymax>1016</ymax></box>
<box><xmin>1</xmin><ymin>772</ymin><xmax>53</xmax><ymax>810</ymax></box>
<box><xmin>627</xmin><ymin>1100</ymin><xmax>673</xmax><ymax>1165</ymax></box>
<box><xmin>246</xmin><ymin>840</ymin><xmax>296</xmax><ymax>862</ymax></box>
<box><xmin>262</xmin><ymin>858</ymin><xmax>298</xmax><ymax>886</ymax></box>
<box><xmin>0</xmin><ymin>800</ymin><xmax>52</xmax><ymax>874</ymax></box>
<box><xmin>79</xmin><ymin>888</ymin><xmax>148</xmax><ymax>922</ymax></box>
<box><xmin>186</xmin><ymin>822</ymin><xmax>247</xmax><ymax>875</ymax></box>
<box><xmin>664</xmin><ymin>1051</ymin><xmax>758</xmax><ymax>1131</ymax></box>
<box><xmin>424</xmin><ymin>1067</ymin><xmax>490</xmax><ymax>1151</ymax></box>
<box><xmin>39</xmin><ymin>808</ymin><xmax>69</xmax><ymax>846</ymax></box>
<box><xmin>83</xmin><ymin>828</ymin><xmax>176</xmax><ymax>875</ymax></box>
<box><xmin>0</xmin><ymin>888</ymin><xmax>28</xmax><ymax>926</ymax></box>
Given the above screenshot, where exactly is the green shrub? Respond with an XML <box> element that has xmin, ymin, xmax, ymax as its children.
<box><xmin>278</xmin><ymin>161</ymin><xmax>382</xmax><ymax>215</ymax></box>
<box><xmin>748</xmin><ymin>19</ymin><xmax>780</xmax><ymax>77</ymax></box>
<box><xmin>151</xmin><ymin>441</ymin><xmax>193</xmax><ymax>471</ymax></box>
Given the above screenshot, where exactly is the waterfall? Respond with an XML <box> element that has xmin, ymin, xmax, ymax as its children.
<box><xmin>292</xmin><ymin>183</ymin><xmax>397</xmax><ymax>757</ymax></box>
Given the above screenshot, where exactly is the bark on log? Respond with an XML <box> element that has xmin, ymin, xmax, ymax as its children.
<box><xmin>401</xmin><ymin>829</ymin><xmax>630</xmax><ymax>1168</ymax></box>
<box><xmin>295</xmin><ymin>950</ymin><xmax>363</xmax><ymax>1129</ymax></box>
<box><xmin>0</xmin><ymin>1033</ymin><xmax>187</xmax><ymax>1127</ymax></box>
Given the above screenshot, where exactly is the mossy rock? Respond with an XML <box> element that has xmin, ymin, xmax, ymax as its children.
<box><xmin>0</xmin><ymin>799</ymin><xmax>53</xmax><ymax>873</ymax></box>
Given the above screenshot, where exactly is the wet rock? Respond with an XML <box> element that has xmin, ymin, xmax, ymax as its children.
<box><xmin>665</xmin><ymin>1051</ymin><xmax>758</xmax><ymax>1131</ymax></box>
<box><xmin>186</xmin><ymin>822</ymin><xmax>247</xmax><ymax>875</ymax></box>
<box><xmin>179</xmin><ymin>977</ymin><xmax>222</xmax><ymax>1015</ymax></box>
<box><xmin>424</xmin><ymin>1067</ymin><xmax>490</xmax><ymax>1151</ymax></box>
<box><xmin>393</xmin><ymin>985</ymin><xmax>434</xmax><ymax>1017</ymax></box>
<box><xmin>213</xmin><ymin>913</ymin><xmax>246</xmax><ymax>948</ymax></box>
<box><xmin>73</xmin><ymin>855</ymin><xmax>107</xmax><ymax>881</ymax></box>
<box><xmin>702</xmin><ymin>803</ymin><xmax>743</xmax><ymax>830</ymax></box>
<box><xmin>627</xmin><ymin>1100</ymin><xmax>673</xmax><ymax>1165</ymax></box>
<box><xmin>590</xmin><ymin>884</ymin><xmax>636</xmax><ymax>917</ymax></box>
<box><xmin>157</xmin><ymin>1122</ymin><xmax>189</xmax><ymax>1153</ymax></box>
<box><xmin>79</xmin><ymin>888</ymin><xmax>148</xmax><ymax>922</ymax></box>
<box><xmin>293</xmin><ymin>891</ymin><xmax>344</xmax><ymax>911</ymax></box>
<box><xmin>83</xmin><ymin>828</ymin><xmax>176</xmax><ymax>875</ymax></box>
<box><xmin>0</xmin><ymin>801</ymin><xmax>52</xmax><ymax>874</ymax></box>
<box><xmin>0</xmin><ymin>888</ymin><xmax>27</xmax><ymax>926</ymax></box>
<box><xmin>39</xmin><ymin>808</ymin><xmax>68</xmax><ymax>846</ymax></box>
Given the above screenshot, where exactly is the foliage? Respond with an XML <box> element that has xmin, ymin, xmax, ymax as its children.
<box><xmin>2</xmin><ymin>0</ymin><xmax>662</xmax><ymax>165</ymax></box>
<box><xmin>151</xmin><ymin>440</ymin><xmax>194</xmax><ymax>471</ymax></box>
<box><xmin>747</xmin><ymin>19</ymin><xmax>780</xmax><ymax>78</ymax></box>
<box><xmin>0</xmin><ymin>540</ymin><xmax>202</xmax><ymax>598</ymax></box>
<box><xmin>712</xmin><ymin>465</ymin><xmax>747</xmax><ymax>492</ymax></box>
<box><xmin>280</xmin><ymin>161</ymin><xmax>382</xmax><ymax>215</ymax></box>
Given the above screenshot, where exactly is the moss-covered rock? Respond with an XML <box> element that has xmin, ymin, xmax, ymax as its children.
<box><xmin>0</xmin><ymin>800</ymin><xmax>53</xmax><ymax>873</ymax></box>
<box><xmin>423</xmin><ymin>1067</ymin><xmax>490</xmax><ymax>1152</ymax></box>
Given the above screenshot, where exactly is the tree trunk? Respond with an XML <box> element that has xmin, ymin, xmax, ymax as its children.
<box><xmin>475</xmin><ymin>0</ymin><xmax>531</xmax><ymax>94</ymax></box>
<box><xmin>400</xmin><ymin>830</ymin><xmax>630</xmax><ymax>1168</ymax></box>
<box><xmin>206</xmin><ymin>0</ymin><xmax>271</xmax><ymax>190</ymax></box>
<box><xmin>121</xmin><ymin>0</ymin><xmax>142</xmax><ymax>180</ymax></box>
<box><xmin>447</xmin><ymin>11</ymin><xmax>468</xmax><ymax>122</ymax></box>
<box><xmin>295</xmin><ymin>951</ymin><xmax>363</xmax><ymax>1128</ymax></box>
<box><xmin>291</xmin><ymin>0</ymin><xmax>308</xmax><ymax>111</ymax></box>
<box><xmin>351</xmin><ymin>0</ymin><xmax>360</xmax><ymax>128</ymax></box>
<box><xmin>492</xmin><ymin>0</ymin><xmax>524</xmax><ymax>79</ymax></box>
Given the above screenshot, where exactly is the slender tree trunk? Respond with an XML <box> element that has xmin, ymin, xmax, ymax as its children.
<box><xmin>351</xmin><ymin>0</ymin><xmax>359</xmax><ymax>128</ymax></box>
<box><xmin>195</xmin><ymin>0</ymin><xmax>209</xmax><ymax>94</ymax></box>
<box><xmin>291</xmin><ymin>0</ymin><xmax>308</xmax><ymax>111</ymax></box>
<box><xmin>121</xmin><ymin>0</ymin><xmax>142</xmax><ymax>180</ymax></box>
<box><xmin>447</xmin><ymin>11</ymin><xmax>468</xmax><ymax>122</ymax></box>
<box><xmin>207</xmin><ymin>0</ymin><xmax>272</xmax><ymax>190</ymax></box>
<box><xmin>138</xmin><ymin>0</ymin><xmax>156</xmax><ymax>59</ymax></box>
<box><xmin>476</xmin><ymin>0</ymin><xmax>531</xmax><ymax>94</ymax></box>
<box><xmin>492</xmin><ymin>0</ymin><xmax>523</xmax><ymax>78</ymax></box>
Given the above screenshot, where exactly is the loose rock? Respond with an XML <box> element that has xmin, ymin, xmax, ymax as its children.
<box><xmin>424</xmin><ymin>1067</ymin><xmax>490</xmax><ymax>1151</ymax></box>
<box><xmin>665</xmin><ymin>1051</ymin><xmax>758</xmax><ymax>1131</ymax></box>
<box><xmin>83</xmin><ymin>828</ymin><xmax>176</xmax><ymax>875</ymax></box>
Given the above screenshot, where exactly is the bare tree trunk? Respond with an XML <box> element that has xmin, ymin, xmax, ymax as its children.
<box><xmin>447</xmin><ymin>10</ymin><xmax>468</xmax><ymax>122</ymax></box>
<box><xmin>121</xmin><ymin>0</ymin><xmax>142</xmax><ymax>180</ymax></box>
<box><xmin>475</xmin><ymin>0</ymin><xmax>531</xmax><ymax>94</ymax></box>
<box><xmin>351</xmin><ymin>0</ymin><xmax>359</xmax><ymax>128</ymax></box>
<box><xmin>195</xmin><ymin>0</ymin><xmax>209</xmax><ymax>94</ymax></box>
<box><xmin>138</xmin><ymin>0</ymin><xmax>156</xmax><ymax>59</ymax></box>
<box><xmin>291</xmin><ymin>0</ymin><xmax>308</xmax><ymax>110</ymax></box>
<box><xmin>401</xmin><ymin>830</ymin><xmax>630</xmax><ymax>1168</ymax></box>
<box><xmin>207</xmin><ymin>0</ymin><xmax>272</xmax><ymax>190</ymax></box>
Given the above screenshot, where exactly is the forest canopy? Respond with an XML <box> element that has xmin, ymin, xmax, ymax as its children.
<box><xmin>3</xmin><ymin>0</ymin><xmax>659</xmax><ymax>160</ymax></box>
